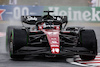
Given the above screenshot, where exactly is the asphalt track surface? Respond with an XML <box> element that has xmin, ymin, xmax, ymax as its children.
<box><xmin>0</xmin><ymin>21</ymin><xmax>100</xmax><ymax>67</ymax></box>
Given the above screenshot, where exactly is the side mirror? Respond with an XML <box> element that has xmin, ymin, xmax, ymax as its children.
<box><xmin>62</xmin><ymin>16</ymin><xmax>68</xmax><ymax>23</ymax></box>
<box><xmin>62</xmin><ymin>16</ymin><xmax>68</xmax><ymax>30</ymax></box>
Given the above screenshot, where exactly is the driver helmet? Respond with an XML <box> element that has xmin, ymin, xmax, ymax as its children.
<box><xmin>43</xmin><ymin>23</ymin><xmax>50</xmax><ymax>28</ymax></box>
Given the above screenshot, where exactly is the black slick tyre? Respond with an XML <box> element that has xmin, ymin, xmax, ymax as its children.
<box><xmin>79</xmin><ymin>29</ymin><xmax>97</xmax><ymax>61</ymax></box>
<box><xmin>6</xmin><ymin>26</ymin><xmax>22</xmax><ymax>52</ymax></box>
<box><xmin>9</xmin><ymin>28</ymin><xmax>28</xmax><ymax>59</ymax></box>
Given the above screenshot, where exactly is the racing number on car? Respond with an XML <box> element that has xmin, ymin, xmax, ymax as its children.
<box><xmin>52</xmin><ymin>41</ymin><xmax>58</xmax><ymax>44</ymax></box>
<box><xmin>51</xmin><ymin>48</ymin><xmax>59</xmax><ymax>53</ymax></box>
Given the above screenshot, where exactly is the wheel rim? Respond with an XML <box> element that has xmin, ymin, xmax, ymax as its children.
<box><xmin>9</xmin><ymin>34</ymin><xmax>13</xmax><ymax>56</ymax></box>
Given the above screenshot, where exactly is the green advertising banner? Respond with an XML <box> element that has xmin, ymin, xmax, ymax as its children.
<box><xmin>44</xmin><ymin>6</ymin><xmax>100</xmax><ymax>22</ymax></box>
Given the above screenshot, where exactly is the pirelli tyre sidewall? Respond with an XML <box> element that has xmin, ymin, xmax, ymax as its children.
<box><xmin>6</xmin><ymin>26</ymin><xmax>22</xmax><ymax>52</ymax></box>
<box><xmin>12</xmin><ymin>28</ymin><xmax>28</xmax><ymax>52</ymax></box>
<box><xmin>79</xmin><ymin>29</ymin><xmax>97</xmax><ymax>61</ymax></box>
<box><xmin>8</xmin><ymin>28</ymin><xmax>28</xmax><ymax>59</ymax></box>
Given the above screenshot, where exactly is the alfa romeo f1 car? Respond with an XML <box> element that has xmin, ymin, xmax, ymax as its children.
<box><xmin>6</xmin><ymin>11</ymin><xmax>97</xmax><ymax>60</ymax></box>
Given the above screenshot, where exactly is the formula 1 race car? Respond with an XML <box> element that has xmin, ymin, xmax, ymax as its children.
<box><xmin>6</xmin><ymin>11</ymin><xmax>97</xmax><ymax>60</ymax></box>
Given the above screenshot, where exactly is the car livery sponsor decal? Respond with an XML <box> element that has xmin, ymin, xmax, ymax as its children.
<box><xmin>42</xmin><ymin>30</ymin><xmax>60</xmax><ymax>54</ymax></box>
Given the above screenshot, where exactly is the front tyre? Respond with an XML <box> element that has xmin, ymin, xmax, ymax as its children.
<box><xmin>6</xmin><ymin>26</ymin><xmax>22</xmax><ymax>52</ymax></box>
<box><xmin>79</xmin><ymin>29</ymin><xmax>97</xmax><ymax>61</ymax></box>
<box><xmin>9</xmin><ymin>29</ymin><xmax>28</xmax><ymax>59</ymax></box>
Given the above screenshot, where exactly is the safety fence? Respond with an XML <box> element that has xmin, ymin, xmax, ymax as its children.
<box><xmin>0</xmin><ymin>5</ymin><xmax>100</xmax><ymax>22</ymax></box>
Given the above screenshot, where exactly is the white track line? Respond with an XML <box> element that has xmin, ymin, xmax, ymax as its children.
<box><xmin>66</xmin><ymin>58</ymin><xmax>89</xmax><ymax>67</ymax></box>
<box><xmin>66</xmin><ymin>53</ymin><xmax>100</xmax><ymax>67</ymax></box>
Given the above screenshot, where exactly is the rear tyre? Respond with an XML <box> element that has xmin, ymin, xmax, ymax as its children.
<box><xmin>9</xmin><ymin>28</ymin><xmax>28</xmax><ymax>59</ymax></box>
<box><xmin>79</xmin><ymin>29</ymin><xmax>97</xmax><ymax>61</ymax></box>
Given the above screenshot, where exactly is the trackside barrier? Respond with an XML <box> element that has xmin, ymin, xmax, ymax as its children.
<box><xmin>0</xmin><ymin>5</ymin><xmax>100</xmax><ymax>22</ymax></box>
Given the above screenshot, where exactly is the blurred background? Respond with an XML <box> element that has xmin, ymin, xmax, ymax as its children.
<box><xmin>0</xmin><ymin>0</ymin><xmax>99</xmax><ymax>6</ymax></box>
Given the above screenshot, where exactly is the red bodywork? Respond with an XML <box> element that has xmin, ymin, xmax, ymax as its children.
<box><xmin>38</xmin><ymin>24</ymin><xmax>60</xmax><ymax>54</ymax></box>
<box><xmin>43</xmin><ymin>29</ymin><xmax>60</xmax><ymax>54</ymax></box>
